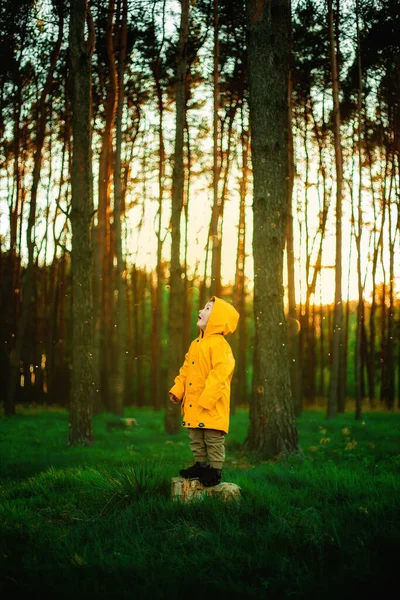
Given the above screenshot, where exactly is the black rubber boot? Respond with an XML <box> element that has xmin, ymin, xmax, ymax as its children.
<box><xmin>199</xmin><ymin>466</ymin><xmax>222</xmax><ymax>487</ymax></box>
<box><xmin>179</xmin><ymin>462</ymin><xmax>208</xmax><ymax>479</ymax></box>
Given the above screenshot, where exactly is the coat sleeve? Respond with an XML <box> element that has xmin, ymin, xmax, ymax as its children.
<box><xmin>169</xmin><ymin>351</ymin><xmax>189</xmax><ymax>400</ymax></box>
<box><xmin>197</xmin><ymin>341</ymin><xmax>235</xmax><ymax>410</ymax></box>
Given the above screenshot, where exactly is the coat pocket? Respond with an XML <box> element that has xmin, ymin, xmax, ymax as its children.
<box><xmin>201</xmin><ymin>405</ymin><xmax>218</xmax><ymax>419</ymax></box>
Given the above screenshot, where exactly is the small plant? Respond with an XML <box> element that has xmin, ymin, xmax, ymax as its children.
<box><xmin>102</xmin><ymin>461</ymin><xmax>169</xmax><ymax>505</ymax></box>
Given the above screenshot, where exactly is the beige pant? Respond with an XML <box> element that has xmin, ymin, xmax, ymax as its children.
<box><xmin>188</xmin><ymin>428</ymin><xmax>225</xmax><ymax>469</ymax></box>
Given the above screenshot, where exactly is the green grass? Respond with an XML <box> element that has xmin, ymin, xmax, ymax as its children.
<box><xmin>1</xmin><ymin>406</ymin><xmax>399</xmax><ymax>598</ymax></box>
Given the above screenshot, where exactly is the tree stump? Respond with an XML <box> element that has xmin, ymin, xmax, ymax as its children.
<box><xmin>121</xmin><ymin>418</ymin><xmax>138</xmax><ymax>427</ymax></box>
<box><xmin>106</xmin><ymin>417</ymin><xmax>138</xmax><ymax>432</ymax></box>
<box><xmin>171</xmin><ymin>477</ymin><xmax>241</xmax><ymax>503</ymax></box>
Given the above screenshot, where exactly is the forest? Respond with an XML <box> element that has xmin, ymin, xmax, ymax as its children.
<box><xmin>1</xmin><ymin>0</ymin><xmax>400</xmax><ymax>596</ymax></box>
<box><xmin>0</xmin><ymin>0</ymin><xmax>399</xmax><ymax>438</ymax></box>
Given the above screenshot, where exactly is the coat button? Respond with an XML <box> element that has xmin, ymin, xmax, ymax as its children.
<box><xmin>192</xmin><ymin>361</ymin><xmax>194</xmax><ymax>364</ymax></box>
<box><xmin>182</xmin><ymin>421</ymin><xmax>185</xmax><ymax>426</ymax></box>
<box><xmin>188</xmin><ymin>423</ymin><xmax>190</xmax><ymax>426</ymax></box>
<box><xmin>189</xmin><ymin>404</ymin><xmax>192</xmax><ymax>407</ymax></box>
<box><xmin>189</xmin><ymin>382</ymin><xmax>192</xmax><ymax>386</ymax></box>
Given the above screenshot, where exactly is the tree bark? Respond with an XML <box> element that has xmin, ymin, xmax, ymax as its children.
<box><xmin>113</xmin><ymin>0</ymin><xmax>128</xmax><ymax>416</ymax></box>
<box><xmin>182</xmin><ymin>119</ymin><xmax>192</xmax><ymax>357</ymax></box>
<box><xmin>327</xmin><ymin>0</ymin><xmax>344</xmax><ymax>418</ymax></box>
<box><xmin>286</xmin><ymin>19</ymin><xmax>301</xmax><ymax>416</ymax></box>
<box><xmin>232</xmin><ymin>104</ymin><xmax>248</xmax><ymax>413</ymax></box>
<box><xmin>354</xmin><ymin>0</ymin><xmax>363</xmax><ymax>420</ymax></box>
<box><xmin>366</xmin><ymin>131</ymin><xmax>380</xmax><ymax>409</ymax></box>
<box><xmin>150</xmin><ymin>0</ymin><xmax>167</xmax><ymax>412</ymax></box>
<box><xmin>245</xmin><ymin>0</ymin><xmax>299</xmax><ymax>456</ymax></box>
<box><xmin>68</xmin><ymin>0</ymin><xmax>95</xmax><ymax>445</ymax></box>
<box><xmin>380</xmin><ymin>161</ymin><xmax>396</xmax><ymax>410</ymax></box>
<box><xmin>318</xmin><ymin>299</ymin><xmax>325</xmax><ymax>398</ymax></box>
<box><xmin>210</xmin><ymin>0</ymin><xmax>221</xmax><ymax>298</ymax></box>
<box><xmin>93</xmin><ymin>0</ymin><xmax>117</xmax><ymax>412</ymax></box>
<box><xmin>214</xmin><ymin>98</ymin><xmax>238</xmax><ymax>297</ymax></box>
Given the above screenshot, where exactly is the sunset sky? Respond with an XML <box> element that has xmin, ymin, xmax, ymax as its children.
<box><xmin>124</xmin><ymin>120</ymin><xmax>400</xmax><ymax>306</ymax></box>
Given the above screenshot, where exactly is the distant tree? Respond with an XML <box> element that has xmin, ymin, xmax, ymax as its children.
<box><xmin>113</xmin><ymin>0</ymin><xmax>129</xmax><ymax>416</ymax></box>
<box><xmin>0</xmin><ymin>0</ymin><xmax>34</xmax><ymax>411</ymax></box>
<box><xmin>327</xmin><ymin>0</ymin><xmax>345</xmax><ymax>418</ymax></box>
<box><xmin>214</xmin><ymin>0</ymin><xmax>247</xmax><ymax>302</ymax></box>
<box><xmin>6</xmin><ymin>0</ymin><xmax>64</xmax><ymax>415</ymax></box>
<box><xmin>166</xmin><ymin>0</ymin><xmax>189</xmax><ymax>434</ymax></box>
<box><xmin>286</xmin><ymin>0</ymin><xmax>301</xmax><ymax>415</ymax></box>
<box><xmin>232</xmin><ymin>102</ymin><xmax>249</xmax><ymax>413</ymax></box>
<box><xmin>182</xmin><ymin>1</ymin><xmax>210</xmax><ymax>355</ymax></box>
<box><xmin>92</xmin><ymin>0</ymin><xmax>117</xmax><ymax>412</ymax></box>
<box><xmin>353</xmin><ymin>0</ymin><xmax>365</xmax><ymax>420</ymax></box>
<box><xmin>291</xmin><ymin>0</ymin><xmax>332</xmax><ymax>410</ymax></box>
<box><xmin>136</xmin><ymin>0</ymin><xmax>170</xmax><ymax>411</ymax></box>
<box><xmin>201</xmin><ymin>0</ymin><xmax>247</xmax><ymax>300</ymax></box>
<box><xmin>209</xmin><ymin>0</ymin><xmax>220</xmax><ymax>297</ymax></box>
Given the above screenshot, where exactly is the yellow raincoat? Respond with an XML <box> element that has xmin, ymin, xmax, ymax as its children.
<box><xmin>169</xmin><ymin>296</ymin><xmax>239</xmax><ymax>434</ymax></box>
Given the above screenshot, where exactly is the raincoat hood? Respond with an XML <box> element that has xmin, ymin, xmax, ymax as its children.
<box><xmin>202</xmin><ymin>296</ymin><xmax>239</xmax><ymax>337</ymax></box>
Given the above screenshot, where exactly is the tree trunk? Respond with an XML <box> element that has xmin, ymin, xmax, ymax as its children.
<box><xmin>93</xmin><ymin>0</ymin><xmax>117</xmax><ymax>413</ymax></box>
<box><xmin>354</xmin><ymin>0</ymin><xmax>363</xmax><ymax>420</ymax></box>
<box><xmin>386</xmin><ymin>172</ymin><xmax>396</xmax><ymax>411</ymax></box>
<box><xmin>299</xmin><ymin>102</ymin><xmax>312</xmax><ymax>405</ymax></box>
<box><xmin>182</xmin><ymin>119</ymin><xmax>192</xmax><ymax>357</ymax></box>
<box><xmin>210</xmin><ymin>0</ymin><xmax>221</xmax><ymax>298</ymax></box>
<box><xmin>381</xmin><ymin>163</ymin><xmax>396</xmax><ymax>410</ymax></box>
<box><xmin>151</xmin><ymin>2</ymin><xmax>167</xmax><ymax>412</ymax></box>
<box><xmin>299</xmin><ymin>94</ymin><xmax>328</xmax><ymax>407</ymax></box>
<box><xmin>131</xmin><ymin>265</ymin><xmax>139</xmax><ymax>404</ymax></box>
<box><xmin>366</xmin><ymin>131</ymin><xmax>380</xmax><ymax>409</ymax></box>
<box><xmin>214</xmin><ymin>99</ymin><xmax>238</xmax><ymax>298</ymax></box>
<box><xmin>232</xmin><ymin>105</ymin><xmax>248</xmax><ymax>413</ymax></box>
<box><xmin>318</xmin><ymin>299</ymin><xmax>325</xmax><ymax>398</ymax></box>
<box><xmin>3</xmin><ymin>71</ymin><xmax>24</xmax><ymax>377</ymax></box>
<box><xmin>68</xmin><ymin>0</ymin><xmax>95</xmax><ymax>445</ymax></box>
<box><xmin>165</xmin><ymin>0</ymin><xmax>189</xmax><ymax>434</ymax></box>
<box><xmin>327</xmin><ymin>0</ymin><xmax>344</xmax><ymax>418</ymax></box>
<box><xmin>113</xmin><ymin>0</ymin><xmax>128</xmax><ymax>416</ymax></box>
<box><xmin>124</xmin><ymin>260</ymin><xmax>133</xmax><ymax>405</ymax></box>
<box><xmin>286</xmin><ymin>30</ymin><xmax>301</xmax><ymax>416</ymax></box>
<box><xmin>340</xmin><ymin>284</ymin><xmax>349</xmax><ymax>413</ymax></box>
<box><xmin>378</xmin><ymin>145</ymin><xmax>389</xmax><ymax>407</ymax></box>
<box><xmin>309</xmin><ymin>93</ymin><xmax>330</xmax><ymax>405</ymax></box>
<box><xmin>37</xmin><ymin>120</ymin><xmax>54</xmax><ymax>403</ymax></box>
<box><xmin>245</xmin><ymin>0</ymin><xmax>299</xmax><ymax>456</ymax></box>
<box><xmin>379</xmin><ymin>269</ymin><xmax>387</xmax><ymax>406</ymax></box>
<box><xmin>132</xmin><ymin>266</ymin><xmax>146</xmax><ymax>406</ymax></box>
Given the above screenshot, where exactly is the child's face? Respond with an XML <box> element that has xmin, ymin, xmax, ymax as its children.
<box><xmin>197</xmin><ymin>301</ymin><xmax>214</xmax><ymax>331</ymax></box>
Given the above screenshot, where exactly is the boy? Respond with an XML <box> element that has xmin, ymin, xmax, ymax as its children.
<box><xmin>169</xmin><ymin>296</ymin><xmax>239</xmax><ymax>487</ymax></box>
